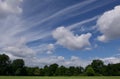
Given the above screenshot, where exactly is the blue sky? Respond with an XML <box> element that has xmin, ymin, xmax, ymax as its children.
<box><xmin>0</xmin><ymin>0</ymin><xmax>120</xmax><ymax>67</ymax></box>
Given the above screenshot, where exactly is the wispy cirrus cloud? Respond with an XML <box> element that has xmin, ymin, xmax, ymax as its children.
<box><xmin>68</xmin><ymin>15</ymin><xmax>99</xmax><ymax>30</ymax></box>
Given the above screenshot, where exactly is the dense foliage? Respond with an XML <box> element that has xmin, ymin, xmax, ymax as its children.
<box><xmin>0</xmin><ymin>54</ymin><xmax>120</xmax><ymax>76</ymax></box>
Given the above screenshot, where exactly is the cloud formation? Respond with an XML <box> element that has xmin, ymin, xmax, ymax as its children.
<box><xmin>98</xmin><ymin>54</ymin><xmax>120</xmax><ymax>64</ymax></box>
<box><xmin>1</xmin><ymin>37</ymin><xmax>35</xmax><ymax>58</ymax></box>
<box><xmin>0</xmin><ymin>0</ymin><xmax>22</xmax><ymax>18</ymax></box>
<box><xmin>32</xmin><ymin>44</ymin><xmax>55</xmax><ymax>54</ymax></box>
<box><xmin>97</xmin><ymin>5</ymin><xmax>120</xmax><ymax>42</ymax></box>
<box><xmin>102</xmin><ymin>57</ymin><xmax>120</xmax><ymax>64</ymax></box>
<box><xmin>46</xmin><ymin>44</ymin><xmax>55</xmax><ymax>54</ymax></box>
<box><xmin>52</xmin><ymin>26</ymin><xmax>92</xmax><ymax>50</ymax></box>
<box><xmin>24</xmin><ymin>55</ymin><xmax>90</xmax><ymax>67</ymax></box>
<box><xmin>0</xmin><ymin>0</ymin><xmax>119</xmax><ymax>67</ymax></box>
<box><xmin>0</xmin><ymin>0</ymin><xmax>36</xmax><ymax>60</ymax></box>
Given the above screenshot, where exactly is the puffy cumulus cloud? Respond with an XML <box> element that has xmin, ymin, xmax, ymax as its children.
<box><xmin>52</xmin><ymin>26</ymin><xmax>92</xmax><ymax>50</ymax></box>
<box><xmin>71</xmin><ymin>56</ymin><xmax>79</xmax><ymax>61</ymax></box>
<box><xmin>67</xmin><ymin>56</ymin><xmax>91</xmax><ymax>67</ymax></box>
<box><xmin>1</xmin><ymin>38</ymin><xmax>35</xmax><ymax>58</ymax></box>
<box><xmin>57</xmin><ymin>56</ymin><xmax>65</xmax><ymax>61</ymax></box>
<box><xmin>102</xmin><ymin>57</ymin><xmax>120</xmax><ymax>64</ymax></box>
<box><xmin>24</xmin><ymin>55</ymin><xmax>90</xmax><ymax>67</ymax></box>
<box><xmin>25</xmin><ymin>55</ymin><xmax>120</xmax><ymax>67</ymax></box>
<box><xmin>97</xmin><ymin>5</ymin><xmax>120</xmax><ymax>42</ymax></box>
<box><xmin>2</xmin><ymin>46</ymin><xmax>35</xmax><ymax>58</ymax></box>
<box><xmin>0</xmin><ymin>0</ymin><xmax>23</xmax><ymax>18</ymax></box>
<box><xmin>32</xmin><ymin>44</ymin><xmax>55</xmax><ymax>54</ymax></box>
<box><xmin>46</xmin><ymin>44</ymin><xmax>55</xmax><ymax>54</ymax></box>
<box><xmin>99</xmin><ymin>55</ymin><xmax>120</xmax><ymax>64</ymax></box>
<box><xmin>24</xmin><ymin>56</ymin><xmax>65</xmax><ymax>67</ymax></box>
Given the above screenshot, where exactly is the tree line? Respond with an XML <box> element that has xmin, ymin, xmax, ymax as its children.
<box><xmin>0</xmin><ymin>54</ymin><xmax>120</xmax><ymax>76</ymax></box>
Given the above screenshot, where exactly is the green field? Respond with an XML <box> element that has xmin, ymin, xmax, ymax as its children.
<box><xmin>0</xmin><ymin>76</ymin><xmax>120</xmax><ymax>79</ymax></box>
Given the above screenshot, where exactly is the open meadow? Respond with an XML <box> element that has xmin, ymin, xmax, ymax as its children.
<box><xmin>0</xmin><ymin>76</ymin><xmax>120</xmax><ymax>79</ymax></box>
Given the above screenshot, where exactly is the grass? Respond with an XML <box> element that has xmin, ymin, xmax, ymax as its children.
<box><xmin>0</xmin><ymin>76</ymin><xmax>120</xmax><ymax>79</ymax></box>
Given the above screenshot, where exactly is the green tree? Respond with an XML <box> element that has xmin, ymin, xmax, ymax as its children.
<box><xmin>26</xmin><ymin>67</ymin><xmax>34</xmax><ymax>76</ymax></box>
<box><xmin>68</xmin><ymin>66</ymin><xmax>75</xmax><ymax>76</ymax></box>
<box><xmin>39</xmin><ymin>68</ymin><xmax>44</xmax><ymax>76</ymax></box>
<box><xmin>43</xmin><ymin>65</ymin><xmax>50</xmax><ymax>76</ymax></box>
<box><xmin>0</xmin><ymin>54</ymin><xmax>10</xmax><ymax>75</ymax></box>
<box><xmin>73</xmin><ymin>67</ymin><xmax>84</xmax><ymax>76</ymax></box>
<box><xmin>85</xmin><ymin>66</ymin><xmax>95</xmax><ymax>76</ymax></box>
<box><xmin>12</xmin><ymin>59</ymin><xmax>24</xmax><ymax>68</ymax></box>
<box><xmin>49</xmin><ymin>63</ymin><xmax>58</xmax><ymax>76</ymax></box>
<box><xmin>64</xmin><ymin>68</ymin><xmax>71</xmax><ymax>76</ymax></box>
<box><xmin>12</xmin><ymin>59</ymin><xmax>25</xmax><ymax>75</ymax></box>
<box><xmin>55</xmin><ymin>66</ymin><xmax>66</xmax><ymax>76</ymax></box>
<box><xmin>34</xmin><ymin>67</ymin><xmax>40</xmax><ymax>76</ymax></box>
<box><xmin>105</xmin><ymin>63</ymin><xmax>120</xmax><ymax>76</ymax></box>
<box><xmin>91</xmin><ymin>59</ymin><xmax>104</xmax><ymax>75</ymax></box>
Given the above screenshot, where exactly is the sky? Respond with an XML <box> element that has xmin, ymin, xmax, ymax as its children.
<box><xmin>0</xmin><ymin>0</ymin><xmax>120</xmax><ymax>67</ymax></box>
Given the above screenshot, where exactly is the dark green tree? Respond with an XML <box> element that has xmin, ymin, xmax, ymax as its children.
<box><xmin>26</xmin><ymin>67</ymin><xmax>35</xmax><ymax>76</ymax></box>
<box><xmin>85</xmin><ymin>66</ymin><xmax>95</xmax><ymax>76</ymax></box>
<box><xmin>91</xmin><ymin>59</ymin><xmax>104</xmax><ymax>75</ymax></box>
<box><xmin>33</xmin><ymin>67</ymin><xmax>40</xmax><ymax>76</ymax></box>
<box><xmin>39</xmin><ymin>68</ymin><xmax>44</xmax><ymax>76</ymax></box>
<box><xmin>49</xmin><ymin>63</ymin><xmax>58</xmax><ymax>76</ymax></box>
<box><xmin>12</xmin><ymin>59</ymin><xmax>25</xmax><ymax>75</ymax></box>
<box><xmin>0</xmin><ymin>54</ymin><xmax>10</xmax><ymax>75</ymax></box>
<box><xmin>43</xmin><ymin>65</ymin><xmax>50</xmax><ymax>76</ymax></box>
<box><xmin>64</xmin><ymin>68</ymin><xmax>71</xmax><ymax>76</ymax></box>
<box><xmin>73</xmin><ymin>67</ymin><xmax>84</xmax><ymax>76</ymax></box>
<box><xmin>68</xmin><ymin>66</ymin><xmax>75</xmax><ymax>76</ymax></box>
<box><xmin>55</xmin><ymin>66</ymin><xmax>66</xmax><ymax>76</ymax></box>
<box><xmin>105</xmin><ymin>63</ymin><xmax>120</xmax><ymax>76</ymax></box>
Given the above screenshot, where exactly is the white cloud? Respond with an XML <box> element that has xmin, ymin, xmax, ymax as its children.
<box><xmin>100</xmin><ymin>56</ymin><xmax>120</xmax><ymax>64</ymax></box>
<box><xmin>18</xmin><ymin>54</ymin><xmax>120</xmax><ymax>67</ymax></box>
<box><xmin>0</xmin><ymin>15</ymin><xmax>38</xmax><ymax>59</ymax></box>
<box><xmin>46</xmin><ymin>44</ymin><xmax>55</xmax><ymax>54</ymax></box>
<box><xmin>52</xmin><ymin>26</ymin><xmax>92</xmax><ymax>50</ymax></box>
<box><xmin>0</xmin><ymin>0</ymin><xmax>37</xmax><ymax>61</ymax></box>
<box><xmin>71</xmin><ymin>56</ymin><xmax>79</xmax><ymax>61</ymax></box>
<box><xmin>97</xmin><ymin>35</ymin><xmax>108</xmax><ymax>42</ymax></box>
<box><xmin>24</xmin><ymin>56</ymin><xmax>66</xmax><ymax>67</ymax></box>
<box><xmin>1</xmin><ymin>37</ymin><xmax>35</xmax><ymax>58</ymax></box>
<box><xmin>68</xmin><ymin>15</ymin><xmax>99</xmax><ymax>30</ymax></box>
<box><xmin>0</xmin><ymin>13</ymin><xmax>54</xmax><ymax>65</ymax></box>
<box><xmin>104</xmin><ymin>57</ymin><xmax>120</xmax><ymax>64</ymax></box>
<box><xmin>57</xmin><ymin>56</ymin><xmax>65</xmax><ymax>61</ymax></box>
<box><xmin>97</xmin><ymin>5</ymin><xmax>120</xmax><ymax>42</ymax></box>
<box><xmin>0</xmin><ymin>0</ymin><xmax>23</xmax><ymax>18</ymax></box>
<box><xmin>68</xmin><ymin>56</ymin><xmax>91</xmax><ymax>67</ymax></box>
<box><xmin>31</xmin><ymin>44</ymin><xmax>55</xmax><ymax>55</ymax></box>
<box><xmin>84</xmin><ymin>47</ymin><xmax>92</xmax><ymax>51</ymax></box>
<box><xmin>2</xmin><ymin>46</ymin><xmax>35</xmax><ymax>58</ymax></box>
<box><xmin>0</xmin><ymin>0</ymin><xmax>53</xmax><ymax>61</ymax></box>
<box><xmin>24</xmin><ymin>55</ymin><xmax>90</xmax><ymax>67</ymax></box>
